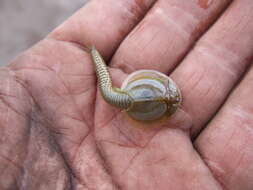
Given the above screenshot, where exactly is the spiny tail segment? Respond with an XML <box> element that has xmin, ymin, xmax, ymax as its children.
<box><xmin>90</xmin><ymin>46</ymin><xmax>133</xmax><ymax>109</ymax></box>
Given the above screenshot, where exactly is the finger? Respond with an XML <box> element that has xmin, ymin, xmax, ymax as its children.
<box><xmin>49</xmin><ymin>0</ymin><xmax>156</xmax><ymax>60</ymax></box>
<box><xmin>171</xmin><ymin>0</ymin><xmax>253</xmax><ymax>137</ymax></box>
<box><xmin>111</xmin><ymin>0</ymin><xmax>231</xmax><ymax>73</ymax></box>
<box><xmin>195</xmin><ymin>64</ymin><xmax>253</xmax><ymax>190</ymax></box>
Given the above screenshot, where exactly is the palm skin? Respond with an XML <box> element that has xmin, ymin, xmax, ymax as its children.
<box><xmin>1</xmin><ymin>0</ymin><xmax>253</xmax><ymax>189</ymax></box>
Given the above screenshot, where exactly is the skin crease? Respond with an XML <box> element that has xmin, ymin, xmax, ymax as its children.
<box><xmin>0</xmin><ymin>0</ymin><xmax>253</xmax><ymax>189</ymax></box>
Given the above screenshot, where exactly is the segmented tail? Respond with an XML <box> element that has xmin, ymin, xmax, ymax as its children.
<box><xmin>90</xmin><ymin>47</ymin><xmax>133</xmax><ymax>109</ymax></box>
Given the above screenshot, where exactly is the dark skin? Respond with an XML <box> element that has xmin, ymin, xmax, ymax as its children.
<box><xmin>1</xmin><ymin>0</ymin><xmax>253</xmax><ymax>189</ymax></box>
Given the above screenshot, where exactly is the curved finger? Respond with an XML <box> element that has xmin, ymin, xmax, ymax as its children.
<box><xmin>49</xmin><ymin>0</ymin><xmax>156</xmax><ymax>60</ymax></box>
<box><xmin>171</xmin><ymin>0</ymin><xmax>253</xmax><ymax>137</ymax></box>
<box><xmin>111</xmin><ymin>0</ymin><xmax>231</xmax><ymax>73</ymax></box>
<box><xmin>195</xmin><ymin>64</ymin><xmax>253</xmax><ymax>190</ymax></box>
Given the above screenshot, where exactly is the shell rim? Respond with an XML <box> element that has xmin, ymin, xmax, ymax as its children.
<box><xmin>121</xmin><ymin>69</ymin><xmax>182</xmax><ymax>106</ymax></box>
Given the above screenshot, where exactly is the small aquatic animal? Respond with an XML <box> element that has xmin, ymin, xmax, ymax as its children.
<box><xmin>90</xmin><ymin>46</ymin><xmax>182</xmax><ymax>121</ymax></box>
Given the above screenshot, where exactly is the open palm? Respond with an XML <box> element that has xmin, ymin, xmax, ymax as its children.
<box><xmin>1</xmin><ymin>0</ymin><xmax>253</xmax><ymax>189</ymax></box>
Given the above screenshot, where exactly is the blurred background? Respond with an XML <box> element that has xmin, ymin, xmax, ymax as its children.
<box><xmin>0</xmin><ymin>0</ymin><xmax>89</xmax><ymax>65</ymax></box>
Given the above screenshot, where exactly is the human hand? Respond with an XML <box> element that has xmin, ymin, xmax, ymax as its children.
<box><xmin>1</xmin><ymin>0</ymin><xmax>253</xmax><ymax>189</ymax></box>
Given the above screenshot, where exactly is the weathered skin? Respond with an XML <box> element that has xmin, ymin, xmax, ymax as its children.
<box><xmin>1</xmin><ymin>0</ymin><xmax>253</xmax><ymax>190</ymax></box>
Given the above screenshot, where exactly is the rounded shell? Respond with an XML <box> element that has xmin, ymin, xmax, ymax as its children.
<box><xmin>121</xmin><ymin>70</ymin><xmax>182</xmax><ymax>121</ymax></box>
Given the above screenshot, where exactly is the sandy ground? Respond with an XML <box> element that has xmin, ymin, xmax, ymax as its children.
<box><xmin>0</xmin><ymin>0</ymin><xmax>88</xmax><ymax>65</ymax></box>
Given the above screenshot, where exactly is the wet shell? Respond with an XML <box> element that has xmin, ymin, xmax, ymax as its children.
<box><xmin>121</xmin><ymin>70</ymin><xmax>181</xmax><ymax>121</ymax></box>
